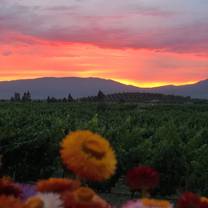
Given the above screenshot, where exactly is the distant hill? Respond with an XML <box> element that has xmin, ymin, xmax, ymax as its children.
<box><xmin>0</xmin><ymin>77</ymin><xmax>140</xmax><ymax>99</ymax></box>
<box><xmin>146</xmin><ymin>79</ymin><xmax>208</xmax><ymax>99</ymax></box>
<box><xmin>0</xmin><ymin>77</ymin><xmax>207</xmax><ymax>100</ymax></box>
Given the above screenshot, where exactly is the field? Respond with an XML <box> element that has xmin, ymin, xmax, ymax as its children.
<box><xmin>1</xmin><ymin>102</ymin><xmax>208</xmax><ymax>199</ymax></box>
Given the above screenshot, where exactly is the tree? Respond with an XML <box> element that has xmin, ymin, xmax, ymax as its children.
<box><xmin>97</xmin><ymin>90</ymin><xmax>105</xmax><ymax>101</ymax></box>
<box><xmin>50</xmin><ymin>97</ymin><xmax>57</xmax><ymax>102</ymax></box>
<box><xmin>27</xmin><ymin>91</ymin><xmax>31</xmax><ymax>101</ymax></box>
<box><xmin>22</xmin><ymin>91</ymin><xmax>32</xmax><ymax>102</ymax></box>
<box><xmin>68</xmin><ymin>93</ymin><xmax>74</xmax><ymax>102</ymax></box>
<box><xmin>14</xmin><ymin>92</ymin><xmax>21</xmax><ymax>101</ymax></box>
<box><xmin>11</xmin><ymin>92</ymin><xmax>21</xmax><ymax>102</ymax></box>
<box><xmin>47</xmin><ymin>96</ymin><xmax>51</xmax><ymax>103</ymax></box>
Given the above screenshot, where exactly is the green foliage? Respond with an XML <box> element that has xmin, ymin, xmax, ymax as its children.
<box><xmin>0</xmin><ymin>102</ymin><xmax>208</xmax><ymax>195</ymax></box>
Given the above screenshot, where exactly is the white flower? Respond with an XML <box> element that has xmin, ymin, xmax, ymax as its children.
<box><xmin>36</xmin><ymin>193</ymin><xmax>63</xmax><ymax>208</ymax></box>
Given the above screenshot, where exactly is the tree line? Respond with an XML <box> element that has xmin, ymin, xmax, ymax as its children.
<box><xmin>10</xmin><ymin>92</ymin><xmax>74</xmax><ymax>103</ymax></box>
<box><xmin>9</xmin><ymin>90</ymin><xmax>207</xmax><ymax>104</ymax></box>
<box><xmin>10</xmin><ymin>91</ymin><xmax>32</xmax><ymax>102</ymax></box>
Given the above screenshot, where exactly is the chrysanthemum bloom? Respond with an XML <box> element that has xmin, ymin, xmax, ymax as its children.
<box><xmin>201</xmin><ymin>198</ymin><xmax>208</xmax><ymax>203</ymax></box>
<box><xmin>18</xmin><ymin>183</ymin><xmax>37</xmax><ymax>200</ymax></box>
<box><xmin>0</xmin><ymin>195</ymin><xmax>23</xmax><ymax>208</ymax></box>
<box><xmin>141</xmin><ymin>198</ymin><xmax>173</xmax><ymax>208</ymax></box>
<box><xmin>122</xmin><ymin>199</ymin><xmax>172</xmax><ymax>208</ymax></box>
<box><xmin>126</xmin><ymin>166</ymin><xmax>159</xmax><ymax>194</ymax></box>
<box><xmin>24</xmin><ymin>197</ymin><xmax>44</xmax><ymax>208</ymax></box>
<box><xmin>200</xmin><ymin>197</ymin><xmax>208</xmax><ymax>208</ymax></box>
<box><xmin>62</xmin><ymin>187</ymin><xmax>111</xmax><ymax>208</ymax></box>
<box><xmin>177</xmin><ymin>192</ymin><xmax>201</xmax><ymax>208</ymax></box>
<box><xmin>24</xmin><ymin>193</ymin><xmax>63</xmax><ymax>208</ymax></box>
<box><xmin>37</xmin><ymin>178</ymin><xmax>80</xmax><ymax>194</ymax></box>
<box><xmin>122</xmin><ymin>200</ymin><xmax>142</xmax><ymax>208</ymax></box>
<box><xmin>0</xmin><ymin>177</ymin><xmax>22</xmax><ymax>197</ymax></box>
<box><xmin>60</xmin><ymin>130</ymin><xmax>117</xmax><ymax>181</ymax></box>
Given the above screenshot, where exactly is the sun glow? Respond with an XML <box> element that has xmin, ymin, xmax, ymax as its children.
<box><xmin>0</xmin><ymin>39</ymin><xmax>207</xmax><ymax>86</ymax></box>
<box><xmin>114</xmin><ymin>79</ymin><xmax>198</xmax><ymax>88</ymax></box>
<box><xmin>0</xmin><ymin>74</ymin><xmax>199</xmax><ymax>88</ymax></box>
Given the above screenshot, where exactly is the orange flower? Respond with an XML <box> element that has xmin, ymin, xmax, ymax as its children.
<box><xmin>37</xmin><ymin>178</ymin><xmax>80</xmax><ymax>193</ymax></box>
<box><xmin>200</xmin><ymin>197</ymin><xmax>208</xmax><ymax>208</ymax></box>
<box><xmin>62</xmin><ymin>187</ymin><xmax>110</xmax><ymax>208</ymax></box>
<box><xmin>0</xmin><ymin>195</ymin><xmax>23</xmax><ymax>208</ymax></box>
<box><xmin>201</xmin><ymin>197</ymin><xmax>208</xmax><ymax>204</ymax></box>
<box><xmin>0</xmin><ymin>177</ymin><xmax>22</xmax><ymax>197</ymax></box>
<box><xmin>24</xmin><ymin>197</ymin><xmax>44</xmax><ymax>208</ymax></box>
<box><xmin>60</xmin><ymin>130</ymin><xmax>117</xmax><ymax>181</ymax></box>
<box><xmin>141</xmin><ymin>198</ymin><xmax>172</xmax><ymax>208</ymax></box>
<box><xmin>24</xmin><ymin>193</ymin><xmax>63</xmax><ymax>208</ymax></box>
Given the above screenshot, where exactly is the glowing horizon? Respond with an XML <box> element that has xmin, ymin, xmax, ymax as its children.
<box><xmin>0</xmin><ymin>74</ymin><xmax>199</xmax><ymax>88</ymax></box>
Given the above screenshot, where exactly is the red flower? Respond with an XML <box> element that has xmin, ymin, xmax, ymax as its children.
<box><xmin>126</xmin><ymin>166</ymin><xmax>159</xmax><ymax>191</ymax></box>
<box><xmin>0</xmin><ymin>196</ymin><xmax>23</xmax><ymax>208</ymax></box>
<box><xmin>200</xmin><ymin>201</ymin><xmax>208</xmax><ymax>208</ymax></box>
<box><xmin>177</xmin><ymin>192</ymin><xmax>201</xmax><ymax>208</ymax></box>
<box><xmin>0</xmin><ymin>178</ymin><xmax>22</xmax><ymax>198</ymax></box>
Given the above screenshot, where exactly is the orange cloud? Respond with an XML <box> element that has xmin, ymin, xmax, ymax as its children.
<box><xmin>0</xmin><ymin>34</ymin><xmax>208</xmax><ymax>87</ymax></box>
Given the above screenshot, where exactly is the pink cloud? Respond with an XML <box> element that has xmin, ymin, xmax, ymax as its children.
<box><xmin>0</xmin><ymin>0</ymin><xmax>208</xmax><ymax>54</ymax></box>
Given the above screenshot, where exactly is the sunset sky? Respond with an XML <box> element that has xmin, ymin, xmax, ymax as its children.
<box><xmin>0</xmin><ymin>0</ymin><xmax>208</xmax><ymax>87</ymax></box>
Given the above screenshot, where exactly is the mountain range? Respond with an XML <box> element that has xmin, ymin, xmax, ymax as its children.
<box><xmin>0</xmin><ymin>77</ymin><xmax>207</xmax><ymax>99</ymax></box>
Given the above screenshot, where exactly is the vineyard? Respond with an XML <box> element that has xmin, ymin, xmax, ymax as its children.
<box><xmin>0</xmin><ymin>102</ymin><xmax>208</xmax><ymax>197</ymax></box>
